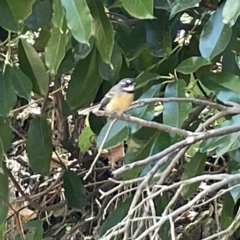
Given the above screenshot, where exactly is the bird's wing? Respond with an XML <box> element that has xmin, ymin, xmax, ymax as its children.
<box><xmin>99</xmin><ymin>85</ymin><xmax>119</xmax><ymax>110</ymax></box>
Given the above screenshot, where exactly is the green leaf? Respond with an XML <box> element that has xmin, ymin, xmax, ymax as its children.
<box><xmin>98</xmin><ymin>197</ymin><xmax>132</xmax><ymax>237</ymax></box>
<box><xmin>98</xmin><ymin>42</ymin><xmax>122</xmax><ymax>82</ymax></box>
<box><xmin>220</xmin><ymin>192</ymin><xmax>235</xmax><ymax>229</ymax></box>
<box><xmin>57</xmin><ymin>49</ymin><xmax>76</xmax><ymax>76</ymax></box>
<box><xmin>19</xmin><ymin>39</ymin><xmax>49</xmax><ymax>97</ymax></box>
<box><xmin>200</xmin><ymin>115</ymin><xmax>240</xmax><ymax>157</ymax></box>
<box><xmin>8</xmin><ymin>66</ymin><xmax>33</xmax><ymax>101</ymax></box>
<box><xmin>199</xmin><ymin>72</ymin><xmax>240</xmax><ymax>103</ymax></box>
<box><xmin>97</xmin><ymin>120</ymin><xmax>129</xmax><ymax>149</ymax></box>
<box><xmin>0</xmin><ymin>117</ymin><xmax>11</xmax><ymax>151</ymax></box>
<box><xmin>34</xmin><ymin>24</ymin><xmax>51</xmax><ymax>48</ymax></box>
<box><xmin>45</xmin><ymin>25</ymin><xmax>68</xmax><ymax>76</ymax></box>
<box><xmin>73</xmin><ymin>36</ymin><xmax>94</xmax><ymax>61</ymax></box>
<box><xmin>235</xmin><ymin>51</ymin><xmax>240</xmax><ymax>71</ymax></box>
<box><xmin>25</xmin><ymin>0</ymin><xmax>52</xmax><ymax>31</ymax></box>
<box><xmin>129</xmin><ymin>84</ymin><xmax>161</xmax><ymax>133</ymax></box>
<box><xmin>87</xmin><ymin>0</ymin><xmax>114</xmax><ymax>66</ymax></box>
<box><xmin>163</xmin><ymin>80</ymin><xmax>192</xmax><ymax>128</ymax></box>
<box><xmin>0</xmin><ymin>0</ymin><xmax>34</xmax><ymax>31</ymax></box>
<box><xmin>176</xmin><ymin>56</ymin><xmax>211</xmax><ymax>74</ymax></box>
<box><xmin>52</xmin><ymin>0</ymin><xmax>65</xmax><ymax>30</ymax></box>
<box><xmin>181</xmin><ymin>152</ymin><xmax>206</xmax><ymax>199</ymax></box>
<box><xmin>150</xmin><ymin>131</ymin><xmax>174</xmax><ymax>156</ymax></box>
<box><xmin>140</xmin><ymin>131</ymin><xmax>174</xmax><ymax>177</ymax></box>
<box><xmin>0</xmin><ymin>223</ymin><xmax>4</xmax><ymax>239</ymax></box>
<box><xmin>222</xmin><ymin>25</ymin><xmax>240</xmax><ymax>76</ymax></box>
<box><xmin>26</xmin><ymin>116</ymin><xmax>52</xmax><ymax>175</ymax></box>
<box><xmin>168</xmin><ymin>0</ymin><xmax>201</xmax><ymax>18</ymax></box>
<box><xmin>63</xmin><ymin>170</ymin><xmax>87</xmax><ymax>210</ymax></box>
<box><xmin>124</xmin><ymin>127</ymin><xmax>158</xmax><ymax>179</ymax></box>
<box><xmin>33</xmin><ymin>220</ymin><xmax>43</xmax><ymax>240</ymax></box>
<box><xmin>0</xmin><ymin>139</ymin><xmax>3</xmax><ymax>174</ymax></box>
<box><xmin>154</xmin><ymin>0</ymin><xmax>171</xmax><ymax>11</ymax></box>
<box><xmin>17</xmin><ymin>220</ymin><xmax>43</xmax><ymax>240</ymax></box>
<box><xmin>222</xmin><ymin>0</ymin><xmax>240</xmax><ymax>27</ymax></box>
<box><xmin>78</xmin><ymin>126</ymin><xmax>95</xmax><ymax>153</ymax></box>
<box><xmin>135</xmin><ymin>71</ymin><xmax>160</xmax><ymax>88</ymax></box>
<box><xmin>61</xmin><ymin>0</ymin><xmax>92</xmax><ymax>44</ymax></box>
<box><xmin>0</xmin><ymin>71</ymin><xmax>17</xmax><ymax>117</ymax></box>
<box><xmin>120</xmin><ymin>0</ymin><xmax>154</xmax><ymax>19</ymax></box>
<box><xmin>66</xmin><ymin>48</ymin><xmax>102</xmax><ymax>110</ymax></box>
<box><xmin>118</xmin><ymin>21</ymin><xmax>146</xmax><ymax>60</ymax></box>
<box><xmin>0</xmin><ymin>169</ymin><xmax>9</xmax><ymax>225</ymax></box>
<box><xmin>199</xmin><ymin>6</ymin><xmax>232</xmax><ymax>60</ymax></box>
<box><xmin>146</xmin><ymin>9</ymin><xmax>172</xmax><ymax>57</ymax></box>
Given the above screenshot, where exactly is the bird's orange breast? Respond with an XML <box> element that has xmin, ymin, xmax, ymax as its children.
<box><xmin>105</xmin><ymin>92</ymin><xmax>134</xmax><ymax>113</ymax></box>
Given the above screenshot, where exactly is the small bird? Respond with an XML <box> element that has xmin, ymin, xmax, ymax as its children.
<box><xmin>77</xmin><ymin>78</ymin><xmax>135</xmax><ymax>115</ymax></box>
<box><xmin>99</xmin><ymin>78</ymin><xmax>135</xmax><ymax>113</ymax></box>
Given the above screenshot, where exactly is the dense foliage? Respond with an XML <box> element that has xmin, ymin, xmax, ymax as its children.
<box><xmin>1</xmin><ymin>0</ymin><xmax>240</xmax><ymax>239</ymax></box>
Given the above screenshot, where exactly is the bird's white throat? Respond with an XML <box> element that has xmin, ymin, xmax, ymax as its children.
<box><xmin>123</xmin><ymin>85</ymin><xmax>134</xmax><ymax>92</ymax></box>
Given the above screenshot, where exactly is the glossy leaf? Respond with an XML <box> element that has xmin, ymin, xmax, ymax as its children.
<box><xmin>163</xmin><ymin>80</ymin><xmax>192</xmax><ymax>128</ymax></box>
<box><xmin>98</xmin><ymin>197</ymin><xmax>132</xmax><ymax>237</ymax></box>
<box><xmin>0</xmin><ymin>0</ymin><xmax>34</xmax><ymax>31</ymax></box>
<box><xmin>154</xmin><ymin>0</ymin><xmax>171</xmax><ymax>11</ymax></box>
<box><xmin>150</xmin><ymin>130</ymin><xmax>175</xmax><ymax>156</ymax></box>
<box><xmin>61</xmin><ymin>0</ymin><xmax>92</xmax><ymax>44</ymax></box>
<box><xmin>45</xmin><ymin>25</ymin><xmax>68</xmax><ymax>76</ymax></box>
<box><xmin>119</xmin><ymin>21</ymin><xmax>146</xmax><ymax>60</ymax></box>
<box><xmin>52</xmin><ymin>0</ymin><xmax>65</xmax><ymax>30</ymax></box>
<box><xmin>176</xmin><ymin>56</ymin><xmax>211</xmax><ymax>74</ymax></box>
<box><xmin>19</xmin><ymin>39</ymin><xmax>49</xmax><ymax>97</ymax></box>
<box><xmin>98</xmin><ymin>42</ymin><xmax>122</xmax><ymax>82</ymax></box>
<box><xmin>200</xmin><ymin>115</ymin><xmax>240</xmax><ymax>157</ymax></box>
<box><xmin>140</xmin><ymin>131</ymin><xmax>174</xmax><ymax>177</ymax></box>
<box><xmin>199</xmin><ymin>72</ymin><xmax>240</xmax><ymax>103</ymax></box>
<box><xmin>220</xmin><ymin>192</ymin><xmax>235</xmax><ymax>229</ymax></box>
<box><xmin>0</xmin><ymin>139</ymin><xmax>3</xmax><ymax>173</ymax></box>
<box><xmin>73</xmin><ymin>37</ymin><xmax>94</xmax><ymax>61</ymax></box>
<box><xmin>87</xmin><ymin>0</ymin><xmax>114</xmax><ymax>66</ymax></box>
<box><xmin>25</xmin><ymin>0</ymin><xmax>52</xmax><ymax>31</ymax></box>
<box><xmin>0</xmin><ymin>224</ymin><xmax>3</xmax><ymax>239</ymax></box>
<box><xmin>97</xmin><ymin>120</ymin><xmax>129</xmax><ymax>149</ymax></box>
<box><xmin>199</xmin><ymin>6</ymin><xmax>232</xmax><ymax>60</ymax></box>
<box><xmin>66</xmin><ymin>48</ymin><xmax>102</xmax><ymax>110</ymax></box>
<box><xmin>120</xmin><ymin>0</ymin><xmax>154</xmax><ymax>19</ymax></box>
<box><xmin>78</xmin><ymin>126</ymin><xmax>95</xmax><ymax>153</ymax></box>
<box><xmin>222</xmin><ymin>0</ymin><xmax>240</xmax><ymax>27</ymax></box>
<box><xmin>146</xmin><ymin>9</ymin><xmax>171</xmax><ymax>57</ymax></box>
<box><xmin>0</xmin><ymin>117</ymin><xmax>11</xmax><ymax>151</ymax></box>
<box><xmin>129</xmin><ymin>84</ymin><xmax>161</xmax><ymax>133</ymax></box>
<box><xmin>124</xmin><ymin>127</ymin><xmax>158</xmax><ymax>180</ymax></box>
<box><xmin>222</xmin><ymin>25</ymin><xmax>240</xmax><ymax>76</ymax></box>
<box><xmin>235</xmin><ymin>51</ymin><xmax>240</xmax><ymax>71</ymax></box>
<box><xmin>18</xmin><ymin>220</ymin><xmax>43</xmax><ymax>240</ymax></box>
<box><xmin>135</xmin><ymin>71</ymin><xmax>160</xmax><ymax>88</ymax></box>
<box><xmin>0</xmin><ymin>170</ymin><xmax>9</xmax><ymax>225</ymax></box>
<box><xmin>0</xmin><ymin>71</ymin><xmax>17</xmax><ymax>117</ymax></box>
<box><xmin>168</xmin><ymin>0</ymin><xmax>201</xmax><ymax>18</ymax></box>
<box><xmin>181</xmin><ymin>152</ymin><xmax>206</xmax><ymax>199</ymax></box>
<box><xmin>57</xmin><ymin>49</ymin><xmax>76</xmax><ymax>76</ymax></box>
<box><xmin>8</xmin><ymin>66</ymin><xmax>32</xmax><ymax>101</ymax></box>
<box><xmin>63</xmin><ymin>170</ymin><xmax>87</xmax><ymax>210</ymax></box>
<box><xmin>27</xmin><ymin>116</ymin><xmax>52</xmax><ymax>175</ymax></box>
<box><xmin>34</xmin><ymin>24</ymin><xmax>51</xmax><ymax>48</ymax></box>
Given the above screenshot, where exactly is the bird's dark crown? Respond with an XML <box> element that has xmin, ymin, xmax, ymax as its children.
<box><xmin>120</xmin><ymin>78</ymin><xmax>135</xmax><ymax>93</ymax></box>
